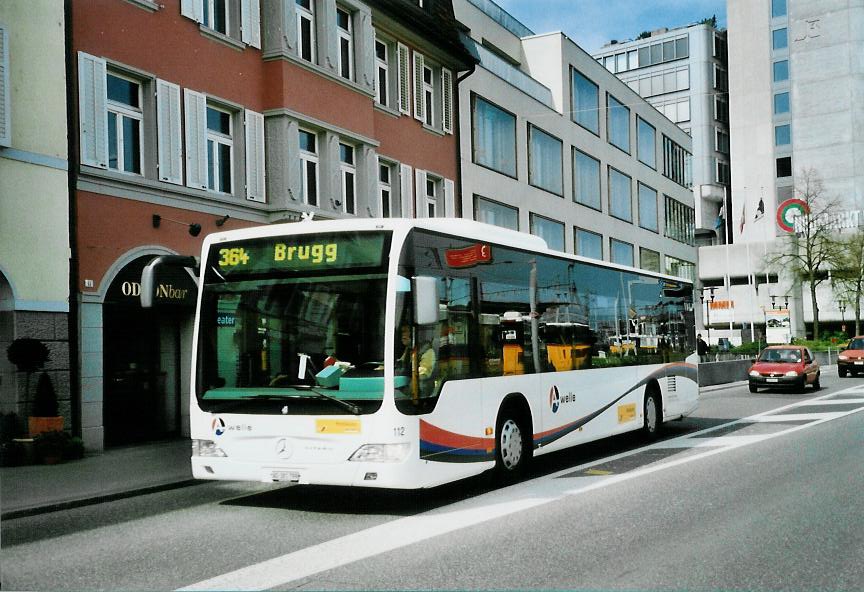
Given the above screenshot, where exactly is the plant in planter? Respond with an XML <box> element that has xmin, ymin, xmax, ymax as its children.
<box><xmin>29</xmin><ymin>372</ymin><xmax>63</xmax><ymax>437</ymax></box>
<box><xmin>6</xmin><ymin>338</ymin><xmax>61</xmax><ymax>437</ymax></box>
<box><xmin>31</xmin><ymin>430</ymin><xmax>84</xmax><ymax>465</ymax></box>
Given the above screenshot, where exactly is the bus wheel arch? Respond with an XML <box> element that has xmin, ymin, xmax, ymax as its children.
<box><xmin>494</xmin><ymin>393</ymin><xmax>533</xmax><ymax>478</ymax></box>
<box><xmin>642</xmin><ymin>381</ymin><xmax>662</xmax><ymax>439</ymax></box>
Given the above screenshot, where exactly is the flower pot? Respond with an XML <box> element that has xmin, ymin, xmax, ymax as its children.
<box><xmin>28</xmin><ymin>416</ymin><xmax>64</xmax><ymax>438</ymax></box>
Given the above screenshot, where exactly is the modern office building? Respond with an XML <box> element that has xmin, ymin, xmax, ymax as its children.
<box><xmin>698</xmin><ymin>0</ymin><xmax>864</xmax><ymax>342</ymax></box>
<box><xmin>69</xmin><ymin>0</ymin><xmax>472</xmax><ymax>450</ymax></box>
<box><xmin>0</xmin><ymin>3</ymin><xmax>72</xmax><ymax>429</ymax></box>
<box><xmin>453</xmin><ymin>0</ymin><xmax>698</xmax><ymax>281</ymax></box>
<box><xmin>592</xmin><ymin>22</ymin><xmax>731</xmax><ymax>248</ymax></box>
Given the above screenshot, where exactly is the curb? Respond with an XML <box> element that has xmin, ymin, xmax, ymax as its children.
<box><xmin>1</xmin><ymin>479</ymin><xmax>203</xmax><ymax>521</ymax></box>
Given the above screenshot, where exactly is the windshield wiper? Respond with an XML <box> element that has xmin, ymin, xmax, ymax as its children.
<box><xmin>303</xmin><ymin>387</ymin><xmax>361</xmax><ymax>415</ymax></box>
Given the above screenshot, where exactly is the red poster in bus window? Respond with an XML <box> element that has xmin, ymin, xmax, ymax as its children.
<box><xmin>445</xmin><ymin>244</ymin><xmax>492</xmax><ymax>268</ymax></box>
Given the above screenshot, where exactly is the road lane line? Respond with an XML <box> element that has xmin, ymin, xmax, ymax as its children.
<box><xmin>178</xmin><ymin>386</ymin><xmax>864</xmax><ymax>591</ymax></box>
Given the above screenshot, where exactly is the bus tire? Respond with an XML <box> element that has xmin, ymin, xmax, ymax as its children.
<box><xmin>494</xmin><ymin>403</ymin><xmax>531</xmax><ymax>479</ymax></box>
<box><xmin>642</xmin><ymin>387</ymin><xmax>662</xmax><ymax>439</ymax></box>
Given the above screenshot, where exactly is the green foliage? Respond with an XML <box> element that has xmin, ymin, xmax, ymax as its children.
<box><xmin>33</xmin><ymin>430</ymin><xmax>84</xmax><ymax>463</ymax></box>
<box><xmin>33</xmin><ymin>372</ymin><xmax>59</xmax><ymax>417</ymax></box>
<box><xmin>699</xmin><ymin>15</ymin><xmax>717</xmax><ymax>27</ymax></box>
<box><xmin>6</xmin><ymin>338</ymin><xmax>50</xmax><ymax>372</ymax></box>
<box><xmin>637</xmin><ymin>31</ymin><xmax>651</xmax><ymax>40</ymax></box>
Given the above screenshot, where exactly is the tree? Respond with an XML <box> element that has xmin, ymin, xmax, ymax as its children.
<box><xmin>765</xmin><ymin>169</ymin><xmax>841</xmax><ymax>340</ymax></box>
<box><xmin>829</xmin><ymin>229</ymin><xmax>864</xmax><ymax>336</ymax></box>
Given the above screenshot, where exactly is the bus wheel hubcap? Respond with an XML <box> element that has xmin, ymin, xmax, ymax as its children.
<box><xmin>500</xmin><ymin>419</ymin><xmax>523</xmax><ymax>470</ymax></box>
<box><xmin>646</xmin><ymin>397</ymin><xmax>657</xmax><ymax>432</ymax></box>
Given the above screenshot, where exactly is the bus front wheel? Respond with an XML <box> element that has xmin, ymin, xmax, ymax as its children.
<box><xmin>495</xmin><ymin>408</ymin><xmax>531</xmax><ymax>478</ymax></box>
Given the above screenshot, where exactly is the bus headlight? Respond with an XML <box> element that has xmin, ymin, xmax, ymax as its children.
<box><xmin>349</xmin><ymin>443</ymin><xmax>411</xmax><ymax>463</ymax></box>
<box><xmin>785</xmin><ymin>370</ymin><xmax>800</xmax><ymax>377</ymax></box>
<box><xmin>192</xmin><ymin>439</ymin><xmax>227</xmax><ymax>457</ymax></box>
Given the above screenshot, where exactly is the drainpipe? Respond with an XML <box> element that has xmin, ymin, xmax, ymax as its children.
<box><xmin>64</xmin><ymin>0</ymin><xmax>81</xmax><ymax>438</ymax></box>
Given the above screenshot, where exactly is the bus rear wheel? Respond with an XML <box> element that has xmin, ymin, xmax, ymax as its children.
<box><xmin>495</xmin><ymin>409</ymin><xmax>531</xmax><ymax>479</ymax></box>
<box><xmin>643</xmin><ymin>389</ymin><xmax>662</xmax><ymax>439</ymax></box>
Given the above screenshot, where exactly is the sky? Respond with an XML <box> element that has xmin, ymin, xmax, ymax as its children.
<box><xmin>493</xmin><ymin>0</ymin><xmax>727</xmax><ymax>54</ymax></box>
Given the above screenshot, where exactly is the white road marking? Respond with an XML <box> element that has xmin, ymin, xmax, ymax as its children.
<box><xmin>178</xmin><ymin>387</ymin><xmax>864</xmax><ymax>591</ymax></box>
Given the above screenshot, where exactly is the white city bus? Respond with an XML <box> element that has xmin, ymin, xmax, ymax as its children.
<box><xmin>190</xmin><ymin>218</ymin><xmax>698</xmax><ymax>489</ymax></box>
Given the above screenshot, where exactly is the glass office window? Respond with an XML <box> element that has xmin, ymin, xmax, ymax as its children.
<box><xmin>774</xmin><ymin>92</ymin><xmax>790</xmax><ymax>114</ymax></box>
<box><xmin>571</xmin><ymin>69</ymin><xmax>599</xmax><ymax>134</ymax></box>
<box><xmin>773</xmin><ymin>60</ymin><xmax>789</xmax><ymax>82</ymax></box>
<box><xmin>610</xmin><ymin>239</ymin><xmax>634</xmax><ymax>267</ymax></box>
<box><xmin>530</xmin><ymin>214</ymin><xmax>565</xmax><ymax>252</ymax></box>
<box><xmin>637</xmin><ymin>117</ymin><xmax>656</xmax><ymax>168</ymax></box>
<box><xmin>575</xmin><ymin>228</ymin><xmax>603</xmax><ymax>260</ymax></box>
<box><xmin>472</xmin><ymin>96</ymin><xmax>517</xmax><ymax>177</ymax></box>
<box><xmin>638</xmin><ymin>183</ymin><xmax>658</xmax><ymax>232</ymax></box>
<box><xmin>640</xmin><ymin>248</ymin><xmax>660</xmax><ymax>273</ymax></box>
<box><xmin>775</xmin><ymin>124</ymin><xmax>791</xmax><ymax>146</ymax></box>
<box><xmin>528</xmin><ymin>125</ymin><xmax>563</xmax><ymax>195</ymax></box>
<box><xmin>773</xmin><ymin>28</ymin><xmax>788</xmax><ymax>50</ymax></box>
<box><xmin>475</xmin><ymin>196</ymin><xmax>519</xmax><ymax>231</ymax></box>
<box><xmin>609</xmin><ymin>167</ymin><xmax>632</xmax><ymax>221</ymax></box>
<box><xmin>608</xmin><ymin>94</ymin><xmax>630</xmax><ymax>152</ymax></box>
<box><xmin>771</xmin><ymin>0</ymin><xmax>787</xmax><ymax>18</ymax></box>
<box><xmin>573</xmin><ymin>149</ymin><xmax>601</xmax><ymax>210</ymax></box>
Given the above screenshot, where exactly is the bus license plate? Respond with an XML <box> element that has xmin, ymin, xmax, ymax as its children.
<box><xmin>270</xmin><ymin>470</ymin><xmax>300</xmax><ymax>482</ymax></box>
<box><xmin>766</xmin><ymin>378</ymin><xmax>779</xmax><ymax>383</ymax></box>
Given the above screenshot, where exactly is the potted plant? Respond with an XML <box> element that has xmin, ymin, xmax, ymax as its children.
<box><xmin>29</xmin><ymin>371</ymin><xmax>63</xmax><ymax>437</ymax></box>
<box><xmin>31</xmin><ymin>430</ymin><xmax>84</xmax><ymax>465</ymax></box>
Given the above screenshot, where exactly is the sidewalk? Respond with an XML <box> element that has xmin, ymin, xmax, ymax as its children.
<box><xmin>1</xmin><ymin>439</ymin><xmax>195</xmax><ymax>519</ymax></box>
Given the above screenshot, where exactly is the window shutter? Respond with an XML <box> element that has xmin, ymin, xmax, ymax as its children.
<box><xmin>441</xmin><ymin>67</ymin><xmax>453</xmax><ymax>135</ymax></box>
<box><xmin>399</xmin><ymin>163</ymin><xmax>413</xmax><ymax>217</ymax></box>
<box><xmin>444</xmin><ymin>178</ymin><xmax>455</xmax><ymax>218</ymax></box>
<box><xmin>397</xmin><ymin>43</ymin><xmax>410</xmax><ymax>115</ymax></box>
<box><xmin>180</xmin><ymin>0</ymin><xmax>203</xmax><ymax>23</ymax></box>
<box><xmin>241</xmin><ymin>0</ymin><xmax>261</xmax><ymax>49</ymax></box>
<box><xmin>245</xmin><ymin>109</ymin><xmax>266</xmax><ymax>202</ymax></box>
<box><xmin>183</xmin><ymin>89</ymin><xmax>208</xmax><ymax>189</ymax></box>
<box><xmin>413</xmin><ymin>51</ymin><xmax>425</xmax><ymax>122</ymax></box>
<box><xmin>414</xmin><ymin>168</ymin><xmax>427</xmax><ymax>218</ymax></box>
<box><xmin>156</xmin><ymin>79</ymin><xmax>183</xmax><ymax>185</ymax></box>
<box><xmin>0</xmin><ymin>24</ymin><xmax>10</xmax><ymax>147</ymax></box>
<box><xmin>355</xmin><ymin>11</ymin><xmax>375</xmax><ymax>92</ymax></box>
<box><xmin>77</xmin><ymin>52</ymin><xmax>108</xmax><ymax>169</ymax></box>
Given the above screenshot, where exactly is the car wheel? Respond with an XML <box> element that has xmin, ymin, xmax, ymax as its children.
<box><xmin>839</xmin><ymin>367</ymin><xmax>847</xmax><ymax>378</ymax></box>
<box><xmin>643</xmin><ymin>389</ymin><xmax>662</xmax><ymax>439</ymax></box>
<box><xmin>495</xmin><ymin>407</ymin><xmax>531</xmax><ymax>479</ymax></box>
<box><xmin>749</xmin><ymin>383</ymin><xmax>758</xmax><ymax>393</ymax></box>
<box><xmin>796</xmin><ymin>378</ymin><xmax>807</xmax><ymax>394</ymax></box>
<box><xmin>813</xmin><ymin>374</ymin><xmax>821</xmax><ymax>390</ymax></box>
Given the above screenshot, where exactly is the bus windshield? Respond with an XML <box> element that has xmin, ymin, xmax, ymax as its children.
<box><xmin>196</xmin><ymin>231</ymin><xmax>390</xmax><ymax>413</ymax></box>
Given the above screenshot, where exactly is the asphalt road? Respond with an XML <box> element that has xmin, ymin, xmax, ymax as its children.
<box><xmin>4</xmin><ymin>372</ymin><xmax>864</xmax><ymax>591</ymax></box>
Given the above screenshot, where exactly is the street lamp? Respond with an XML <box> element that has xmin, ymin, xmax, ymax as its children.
<box><xmin>770</xmin><ymin>294</ymin><xmax>789</xmax><ymax>310</ymax></box>
<box><xmin>700</xmin><ymin>287</ymin><xmax>716</xmax><ymax>343</ymax></box>
<box><xmin>839</xmin><ymin>300</ymin><xmax>847</xmax><ymax>335</ymax></box>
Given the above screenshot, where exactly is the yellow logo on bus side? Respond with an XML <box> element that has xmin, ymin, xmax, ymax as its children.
<box><xmin>617</xmin><ymin>403</ymin><xmax>637</xmax><ymax>423</ymax></box>
<box><xmin>315</xmin><ymin>419</ymin><xmax>361</xmax><ymax>434</ymax></box>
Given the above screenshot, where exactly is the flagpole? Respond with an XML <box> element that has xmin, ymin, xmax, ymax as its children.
<box><xmin>724</xmin><ymin>186</ymin><xmax>733</xmax><ymax>341</ymax></box>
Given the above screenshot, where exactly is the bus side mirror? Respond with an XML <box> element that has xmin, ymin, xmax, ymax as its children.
<box><xmin>412</xmin><ymin>276</ymin><xmax>439</xmax><ymax>325</ymax></box>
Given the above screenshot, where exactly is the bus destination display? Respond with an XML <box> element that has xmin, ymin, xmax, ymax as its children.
<box><xmin>208</xmin><ymin>232</ymin><xmax>388</xmax><ymax>276</ymax></box>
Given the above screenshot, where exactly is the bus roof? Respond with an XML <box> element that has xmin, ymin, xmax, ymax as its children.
<box><xmin>203</xmin><ymin>217</ymin><xmax>693</xmax><ymax>285</ymax></box>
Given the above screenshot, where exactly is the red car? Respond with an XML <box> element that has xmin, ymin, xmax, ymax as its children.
<box><xmin>748</xmin><ymin>345</ymin><xmax>821</xmax><ymax>393</ymax></box>
<box><xmin>838</xmin><ymin>336</ymin><xmax>864</xmax><ymax>377</ymax></box>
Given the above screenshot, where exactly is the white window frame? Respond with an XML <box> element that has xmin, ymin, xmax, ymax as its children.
<box><xmin>378</xmin><ymin>158</ymin><xmax>394</xmax><ymax>217</ymax></box>
<box><xmin>106</xmin><ymin>71</ymin><xmax>144</xmax><ymax>176</ymax></box>
<box><xmin>375</xmin><ymin>37</ymin><xmax>389</xmax><ymax>107</ymax></box>
<box><xmin>422</xmin><ymin>63</ymin><xmax>434</xmax><ymax>127</ymax></box>
<box><xmin>202</xmin><ymin>0</ymin><xmax>229</xmax><ymax>34</ymax></box>
<box><xmin>339</xmin><ymin>142</ymin><xmax>356</xmax><ymax>214</ymax></box>
<box><xmin>296</xmin><ymin>0</ymin><xmax>316</xmax><ymax>63</ymax></box>
<box><xmin>206</xmin><ymin>104</ymin><xmax>234</xmax><ymax>194</ymax></box>
<box><xmin>299</xmin><ymin>128</ymin><xmax>319</xmax><ymax>207</ymax></box>
<box><xmin>425</xmin><ymin>174</ymin><xmax>439</xmax><ymax>217</ymax></box>
<box><xmin>336</xmin><ymin>6</ymin><xmax>353</xmax><ymax>81</ymax></box>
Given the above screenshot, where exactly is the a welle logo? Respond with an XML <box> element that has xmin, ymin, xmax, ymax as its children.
<box><xmin>549</xmin><ymin>385</ymin><xmax>576</xmax><ymax>413</ymax></box>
